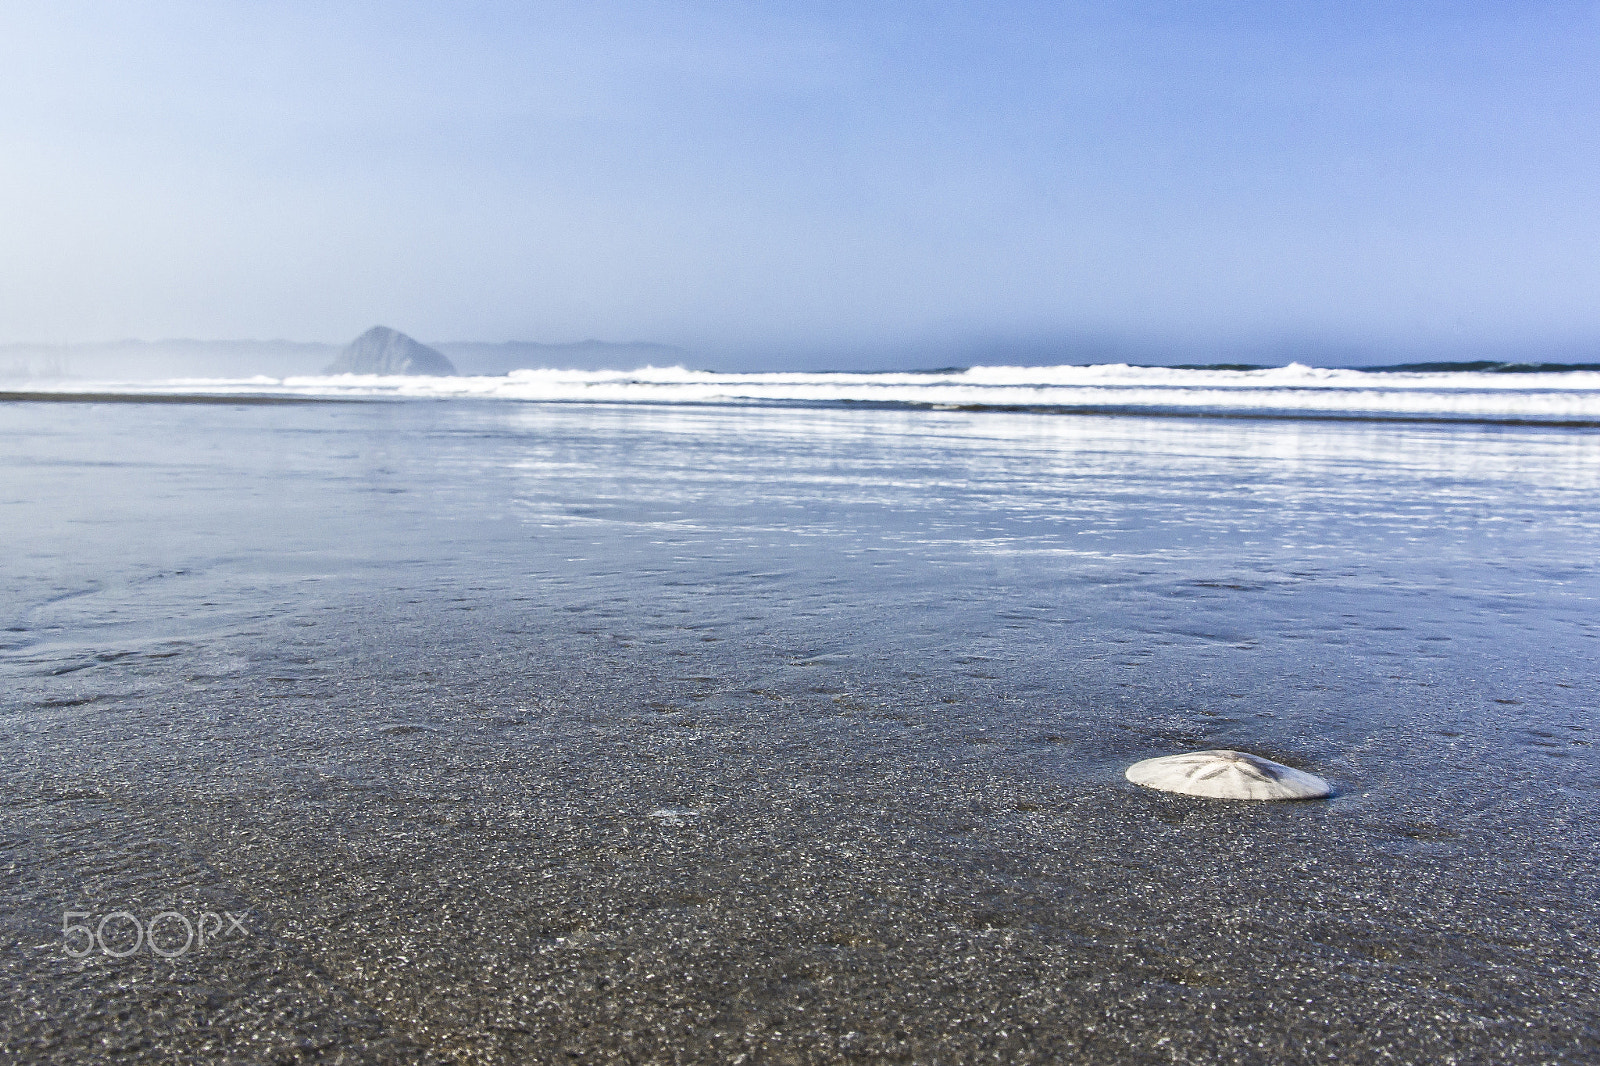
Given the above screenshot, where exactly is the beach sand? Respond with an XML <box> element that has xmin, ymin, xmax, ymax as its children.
<box><xmin>3</xmin><ymin>399</ymin><xmax>1596</xmax><ymax>1063</ymax></box>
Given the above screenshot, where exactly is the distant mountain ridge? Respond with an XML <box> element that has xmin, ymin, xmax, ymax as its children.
<box><xmin>0</xmin><ymin>334</ymin><xmax>690</xmax><ymax>381</ymax></box>
<box><xmin>0</xmin><ymin>339</ymin><xmax>336</xmax><ymax>381</ymax></box>
<box><xmin>437</xmin><ymin>340</ymin><xmax>689</xmax><ymax>375</ymax></box>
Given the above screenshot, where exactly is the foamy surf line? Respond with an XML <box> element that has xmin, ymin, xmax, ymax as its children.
<box><xmin>9</xmin><ymin>362</ymin><xmax>1600</xmax><ymax>425</ymax></box>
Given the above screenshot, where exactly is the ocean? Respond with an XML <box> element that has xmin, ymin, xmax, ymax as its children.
<box><xmin>2</xmin><ymin>363</ymin><xmax>1597</xmax><ymax>1063</ymax></box>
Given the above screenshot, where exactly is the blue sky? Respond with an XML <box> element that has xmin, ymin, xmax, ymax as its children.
<box><xmin>2</xmin><ymin>1</ymin><xmax>1597</xmax><ymax>366</ymax></box>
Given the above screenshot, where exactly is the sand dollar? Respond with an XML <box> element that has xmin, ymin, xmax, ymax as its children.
<box><xmin>1125</xmin><ymin>749</ymin><xmax>1331</xmax><ymax>800</ymax></box>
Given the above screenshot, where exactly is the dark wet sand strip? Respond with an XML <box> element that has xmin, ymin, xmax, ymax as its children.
<box><xmin>0</xmin><ymin>390</ymin><xmax>363</xmax><ymax>405</ymax></box>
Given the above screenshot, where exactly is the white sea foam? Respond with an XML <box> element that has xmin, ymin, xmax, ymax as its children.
<box><xmin>22</xmin><ymin>362</ymin><xmax>1600</xmax><ymax>422</ymax></box>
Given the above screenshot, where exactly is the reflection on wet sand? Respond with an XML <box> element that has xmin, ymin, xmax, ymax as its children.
<box><xmin>2</xmin><ymin>400</ymin><xmax>1596</xmax><ymax>1063</ymax></box>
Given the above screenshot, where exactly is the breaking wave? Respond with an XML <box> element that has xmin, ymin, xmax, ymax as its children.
<box><xmin>12</xmin><ymin>362</ymin><xmax>1600</xmax><ymax>424</ymax></box>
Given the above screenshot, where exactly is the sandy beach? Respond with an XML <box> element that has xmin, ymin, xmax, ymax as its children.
<box><xmin>3</xmin><ymin>398</ymin><xmax>1597</xmax><ymax>1063</ymax></box>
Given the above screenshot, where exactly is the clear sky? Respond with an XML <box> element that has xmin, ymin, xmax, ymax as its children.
<box><xmin>3</xmin><ymin>1</ymin><xmax>1597</xmax><ymax>366</ymax></box>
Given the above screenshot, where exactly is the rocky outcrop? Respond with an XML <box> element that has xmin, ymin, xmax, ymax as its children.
<box><xmin>325</xmin><ymin>327</ymin><xmax>456</xmax><ymax>376</ymax></box>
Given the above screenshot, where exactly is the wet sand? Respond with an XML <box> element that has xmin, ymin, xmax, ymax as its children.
<box><xmin>2</xmin><ymin>399</ymin><xmax>1597</xmax><ymax>1063</ymax></box>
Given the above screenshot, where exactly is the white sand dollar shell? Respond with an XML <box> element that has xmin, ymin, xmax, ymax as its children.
<box><xmin>1125</xmin><ymin>749</ymin><xmax>1331</xmax><ymax>800</ymax></box>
